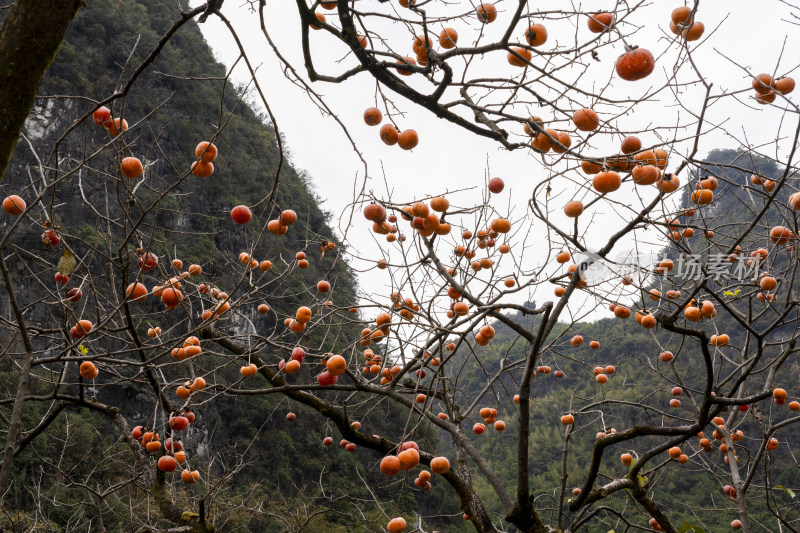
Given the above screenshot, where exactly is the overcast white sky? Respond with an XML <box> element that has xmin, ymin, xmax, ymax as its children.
<box><xmin>189</xmin><ymin>0</ymin><xmax>800</xmax><ymax>321</ymax></box>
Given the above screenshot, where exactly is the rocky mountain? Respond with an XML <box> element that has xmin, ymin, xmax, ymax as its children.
<box><xmin>1</xmin><ymin>1</ymin><xmax>464</xmax><ymax>531</ymax></box>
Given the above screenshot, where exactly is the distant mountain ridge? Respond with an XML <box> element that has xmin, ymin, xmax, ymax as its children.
<box><xmin>457</xmin><ymin>148</ymin><xmax>796</xmax><ymax>531</ymax></box>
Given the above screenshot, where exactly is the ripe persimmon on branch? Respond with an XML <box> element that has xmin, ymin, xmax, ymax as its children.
<box><xmin>2</xmin><ymin>1</ymin><xmax>800</xmax><ymax>533</ymax></box>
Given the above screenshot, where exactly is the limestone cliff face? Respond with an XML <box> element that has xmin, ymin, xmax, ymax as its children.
<box><xmin>24</xmin><ymin>99</ymin><xmax>74</xmax><ymax>141</ymax></box>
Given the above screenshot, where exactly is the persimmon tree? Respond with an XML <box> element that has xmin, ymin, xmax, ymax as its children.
<box><xmin>2</xmin><ymin>1</ymin><xmax>800</xmax><ymax>533</ymax></box>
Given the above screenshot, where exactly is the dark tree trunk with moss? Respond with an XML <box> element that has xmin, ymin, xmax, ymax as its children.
<box><xmin>153</xmin><ymin>470</ymin><xmax>214</xmax><ymax>532</ymax></box>
<box><xmin>0</xmin><ymin>0</ymin><xmax>83</xmax><ymax>182</ymax></box>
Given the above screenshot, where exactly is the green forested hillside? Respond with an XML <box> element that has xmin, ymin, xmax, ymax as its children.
<box><xmin>457</xmin><ymin>149</ymin><xmax>800</xmax><ymax>532</ymax></box>
<box><xmin>0</xmin><ymin>1</ymin><xmax>464</xmax><ymax>531</ymax></box>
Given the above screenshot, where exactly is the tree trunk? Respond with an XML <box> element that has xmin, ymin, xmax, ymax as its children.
<box><xmin>0</xmin><ymin>0</ymin><xmax>83</xmax><ymax>182</ymax></box>
<box><xmin>0</xmin><ymin>349</ymin><xmax>33</xmax><ymax>498</ymax></box>
<box><xmin>152</xmin><ymin>469</ymin><xmax>214</xmax><ymax>532</ymax></box>
<box><xmin>451</xmin><ymin>430</ymin><xmax>501</xmax><ymax>533</ymax></box>
<box><xmin>0</xmin><ymin>252</ymin><xmax>35</xmax><ymax>498</ymax></box>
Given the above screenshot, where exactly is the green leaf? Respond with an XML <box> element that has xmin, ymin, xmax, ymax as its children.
<box><xmin>627</xmin><ymin>458</ymin><xmax>648</xmax><ymax>485</ymax></box>
<box><xmin>79</xmin><ymin>344</ymin><xmax>88</xmax><ymax>355</ymax></box>
<box><xmin>776</xmin><ymin>485</ymin><xmax>796</xmax><ymax>498</ymax></box>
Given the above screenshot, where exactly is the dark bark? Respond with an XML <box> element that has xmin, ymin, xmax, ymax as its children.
<box><xmin>451</xmin><ymin>423</ymin><xmax>501</xmax><ymax>533</ymax></box>
<box><xmin>0</xmin><ymin>0</ymin><xmax>83</xmax><ymax>182</ymax></box>
<box><xmin>630</xmin><ymin>481</ymin><xmax>678</xmax><ymax>533</ymax></box>
<box><xmin>153</xmin><ymin>470</ymin><xmax>213</xmax><ymax>532</ymax></box>
<box><xmin>507</xmin><ymin>304</ymin><xmax>551</xmax><ymax>533</ymax></box>
<box><xmin>0</xmin><ymin>246</ymin><xmax>36</xmax><ymax>497</ymax></box>
<box><xmin>505</xmin><ymin>500</ymin><xmax>548</xmax><ymax>533</ymax></box>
